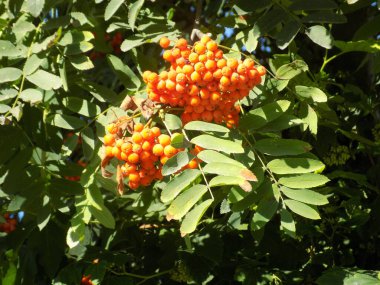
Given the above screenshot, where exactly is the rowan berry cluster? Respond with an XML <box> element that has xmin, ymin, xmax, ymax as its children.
<box><xmin>143</xmin><ymin>35</ymin><xmax>266</xmax><ymax>127</ymax></box>
<box><xmin>0</xmin><ymin>213</ymin><xmax>17</xmax><ymax>233</ymax></box>
<box><xmin>80</xmin><ymin>275</ymin><xmax>93</xmax><ymax>285</ymax></box>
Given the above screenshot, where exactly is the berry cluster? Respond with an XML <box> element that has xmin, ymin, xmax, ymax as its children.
<box><xmin>90</xmin><ymin>32</ymin><xmax>123</xmax><ymax>60</ymax></box>
<box><xmin>103</xmin><ymin>121</ymin><xmax>203</xmax><ymax>190</ymax></box>
<box><xmin>0</xmin><ymin>213</ymin><xmax>17</xmax><ymax>233</ymax></box>
<box><xmin>143</xmin><ymin>35</ymin><xmax>266</xmax><ymax>127</ymax></box>
<box><xmin>81</xmin><ymin>275</ymin><xmax>93</xmax><ymax>285</ymax></box>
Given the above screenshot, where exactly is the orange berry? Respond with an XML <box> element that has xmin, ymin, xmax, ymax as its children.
<box><xmin>194</xmin><ymin>62</ymin><xmax>205</xmax><ymax>73</ymax></box>
<box><xmin>141</xmin><ymin>128</ymin><xmax>153</xmax><ymax>140</ymax></box>
<box><xmin>194</xmin><ymin>105</ymin><xmax>205</xmax><ymax>114</ymax></box>
<box><xmin>214</xmin><ymin>49</ymin><xmax>223</xmax><ymax>59</ymax></box>
<box><xmin>104</xmin><ymin>134</ymin><xmax>115</xmax><ymax>146</ymax></box>
<box><xmin>168</xmin><ymin>70</ymin><xmax>177</xmax><ymax>80</ymax></box>
<box><xmin>243</xmin><ymin>58</ymin><xmax>255</xmax><ymax>68</ymax></box>
<box><xmin>140</xmin><ymin>150</ymin><xmax>151</xmax><ymax>161</ymax></box>
<box><xmin>205</xmin><ymin>60</ymin><xmax>216</xmax><ymax>71</ymax></box>
<box><xmin>158</xmin><ymin>134</ymin><xmax>171</xmax><ymax>146</ymax></box>
<box><xmin>231</xmin><ymin>72</ymin><xmax>240</xmax><ymax>84</ymax></box>
<box><xmin>151</xmin><ymin>127</ymin><xmax>161</xmax><ymax>137</ymax></box>
<box><xmin>188</xmin><ymin>84</ymin><xmax>199</xmax><ymax>96</ymax></box>
<box><xmin>112</xmin><ymin>146</ymin><xmax>121</xmax><ymax>158</ymax></box>
<box><xmin>202</xmin><ymin>71</ymin><xmax>213</xmax><ymax>82</ymax></box>
<box><xmin>201</xmin><ymin>111</ymin><xmax>213</xmax><ymax>122</ymax></box>
<box><xmin>128</xmin><ymin>153</ymin><xmax>139</xmax><ymax>164</ymax></box>
<box><xmin>176</xmin><ymin>57</ymin><xmax>186</xmax><ymax>67</ymax></box>
<box><xmin>132</xmin><ymin>132</ymin><xmax>143</xmax><ymax>144</ymax></box>
<box><xmin>176</xmin><ymin>73</ymin><xmax>186</xmax><ymax>83</ymax></box>
<box><xmin>206</xmin><ymin>40</ymin><xmax>218</xmax><ymax>51</ymax></box>
<box><xmin>160</xmin><ymin>156</ymin><xmax>169</xmax><ymax>165</ymax></box>
<box><xmin>152</xmin><ymin>144</ymin><xmax>164</xmax><ymax>156</ymax></box>
<box><xmin>187</xmin><ymin>159</ymin><xmax>199</xmax><ymax>169</ymax></box>
<box><xmin>237</xmin><ymin>63</ymin><xmax>247</xmax><ymax>74</ymax></box>
<box><xmin>198</xmin><ymin>54</ymin><xmax>207</xmax><ymax>62</ymax></box>
<box><xmin>116</xmin><ymin>139</ymin><xmax>123</xmax><ymax>148</ymax></box>
<box><xmin>105</xmin><ymin>146</ymin><xmax>113</xmax><ymax>157</ymax></box>
<box><xmin>147</xmin><ymin>72</ymin><xmax>158</xmax><ymax>83</ymax></box>
<box><xmin>159</xmin><ymin>37</ymin><xmax>170</xmax><ymax>48</ymax></box>
<box><xmin>227</xmin><ymin>58</ymin><xmax>239</xmax><ymax>69</ymax></box>
<box><xmin>189</xmin><ymin>52</ymin><xmax>199</xmax><ymax>63</ymax></box>
<box><xmin>220</xmin><ymin>76</ymin><xmax>231</xmax><ymax>86</ymax></box>
<box><xmin>129</xmin><ymin>172</ymin><xmax>140</xmax><ymax>183</ymax></box>
<box><xmin>222</xmin><ymin>66</ymin><xmax>232</xmax><ymax>77</ymax></box>
<box><xmin>129</xmin><ymin>181</ymin><xmax>139</xmax><ymax>190</ymax></box>
<box><xmin>121</xmin><ymin>151</ymin><xmax>129</xmax><ymax>161</ymax></box>
<box><xmin>190</xmin><ymin>71</ymin><xmax>201</xmax><ymax>83</ymax></box>
<box><xmin>210</xmin><ymin>91</ymin><xmax>221</xmax><ymax>103</ymax></box>
<box><xmin>200</xmin><ymin>35</ymin><xmax>211</xmax><ymax>44</ymax></box>
<box><xmin>159</xmin><ymin>70</ymin><xmax>168</xmax><ymax>80</ymax></box>
<box><xmin>166</xmin><ymin>79</ymin><xmax>176</xmax><ymax>90</ymax></box>
<box><xmin>182</xmin><ymin>64</ymin><xmax>194</xmax><ymax>75</ymax></box>
<box><xmin>164</xmin><ymin>145</ymin><xmax>177</xmax><ymax>157</ymax></box>
<box><xmin>143</xmin><ymin>70</ymin><xmax>152</xmax><ymax>82</ymax></box>
<box><xmin>257</xmin><ymin>65</ymin><xmax>266</xmax><ymax>76</ymax></box>
<box><xmin>176</xmin><ymin>38</ymin><xmax>188</xmax><ymax>50</ymax></box>
<box><xmin>213</xmin><ymin>69</ymin><xmax>222</xmax><ymax>79</ymax></box>
<box><xmin>132</xmin><ymin>144</ymin><xmax>142</xmax><ymax>154</ymax></box>
<box><xmin>189</xmin><ymin>96</ymin><xmax>201</xmax><ymax>106</ymax></box>
<box><xmin>217</xmin><ymin>58</ymin><xmax>227</xmax><ymax>68</ymax></box>
<box><xmin>181</xmin><ymin>49</ymin><xmax>191</xmax><ymax>58</ymax></box>
<box><xmin>194</xmin><ymin>42</ymin><xmax>206</xmax><ymax>54</ymax></box>
<box><xmin>171</xmin><ymin>48</ymin><xmax>181</xmax><ymax>58</ymax></box>
<box><xmin>134</xmin><ymin>123</ymin><xmax>144</xmax><ymax>132</ymax></box>
<box><xmin>199</xmin><ymin>88</ymin><xmax>210</xmax><ymax>100</ymax></box>
<box><xmin>206</xmin><ymin>51</ymin><xmax>215</xmax><ymax>60</ymax></box>
<box><xmin>163</xmin><ymin>50</ymin><xmax>173</xmax><ymax>61</ymax></box>
<box><xmin>106</xmin><ymin>123</ymin><xmax>118</xmax><ymax>134</ymax></box>
<box><xmin>121</xmin><ymin>142</ymin><xmax>132</xmax><ymax>153</ymax></box>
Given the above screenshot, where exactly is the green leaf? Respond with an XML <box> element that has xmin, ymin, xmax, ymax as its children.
<box><xmin>184</xmin><ymin>121</ymin><xmax>230</xmax><ymax>133</ymax></box>
<box><xmin>105</xmin><ymin>0</ymin><xmax>125</xmax><ymax>21</ymax></box>
<box><xmin>191</xmin><ymin>135</ymin><xmax>244</xmax><ymax>154</ymax></box>
<box><xmin>240</xmin><ymin>100</ymin><xmax>291</xmax><ymax>130</ymax></box>
<box><xmin>26</xmin><ymin>70</ymin><xmax>62</xmax><ymax>90</ymax></box>
<box><xmin>251</xmin><ymin>196</ymin><xmax>279</xmax><ymax>231</ymax></box>
<box><xmin>300</xmin><ymin>103</ymin><xmax>318</xmax><ymax>135</ymax></box>
<box><xmin>305</xmin><ymin>25</ymin><xmax>333</xmax><ymax>49</ymax></box>
<box><xmin>128</xmin><ymin>0</ymin><xmax>145</xmax><ymax>30</ymax></box>
<box><xmin>59</xmin><ymin>57</ymin><xmax>68</xmax><ymax>91</ymax></box>
<box><xmin>82</xmin><ymin>128</ymin><xmax>95</xmax><ymax>160</ymax></box>
<box><xmin>19</xmin><ymin>88</ymin><xmax>43</xmax><ymax>104</ymax></box>
<box><xmin>354</xmin><ymin>15</ymin><xmax>380</xmax><ymax>40</ymax></box>
<box><xmin>161</xmin><ymin>151</ymin><xmax>194</xmax><ymax>176</ymax></box>
<box><xmin>164</xmin><ymin>113</ymin><xmax>182</xmax><ymax>130</ymax></box>
<box><xmin>63</xmin><ymin>97</ymin><xmax>101</xmax><ymax>117</ymax></box>
<box><xmin>107</xmin><ymin>54</ymin><xmax>141</xmax><ymax>90</ymax></box>
<box><xmin>0</xmin><ymin>40</ymin><xmax>23</xmax><ymax>57</ymax></box>
<box><xmin>209</xmin><ymin>176</ymin><xmax>252</xmax><ymax>192</ymax></box>
<box><xmin>70</xmin><ymin>55</ymin><xmax>94</xmax><ymax>70</ymax></box>
<box><xmin>203</xmin><ymin>162</ymin><xmax>257</xmax><ymax>181</ymax></box>
<box><xmin>284</xmin><ymin>199</ymin><xmax>321</xmax><ymax>220</ymax></box>
<box><xmin>267</xmin><ymin>158</ymin><xmax>325</xmax><ymax>174</ymax></box>
<box><xmin>302</xmin><ymin>11</ymin><xmax>347</xmax><ymax>24</ymax></box>
<box><xmin>59</xmin><ymin>31</ymin><xmax>94</xmax><ymax>46</ymax></box>
<box><xmin>166</xmin><ymin>184</ymin><xmax>208</xmax><ymax>221</ymax></box>
<box><xmin>23</xmin><ymin>0</ymin><xmax>45</xmax><ymax>17</ymax></box>
<box><xmin>65</xmin><ymin>41</ymin><xmax>94</xmax><ymax>55</ymax></box>
<box><xmin>334</xmin><ymin>40</ymin><xmax>380</xmax><ymax>54</ymax></box>
<box><xmin>276</xmin><ymin>21</ymin><xmax>301</xmax><ymax>50</ymax></box>
<box><xmin>276</xmin><ymin>60</ymin><xmax>308</xmax><ymax>80</ymax></box>
<box><xmin>255</xmin><ymin>138</ymin><xmax>312</xmax><ymax>156</ymax></box>
<box><xmin>295</xmin><ymin>85</ymin><xmax>328</xmax><ymax>103</ymax></box>
<box><xmin>180</xmin><ymin>199</ymin><xmax>213</xmax><ymax>237</ymax></box>
<box><xmin>23</xmin><ymin>54</ymin><xmax>43</xmax><ymax>76</ymax></box>
<box><xmin>280</xmin><ymin>209</ymin><xmax>296</xmax><ymax>238</ymax></box>
<box><xmin>0</xmin><ymin>67</ymin><xmax>22</xmax><ymax>83</ymax></box>
<box><xmin>289</xmin><ymin>0</ymin><xmax>337</xmax><ymax>10</ymax></box>
<box><xmin>77</xmin><ymin>81</ymin><xmax>118</xmax><ymax>104</ymax></box>
<box><xmin>280</xmin><ymin>187</ymin><xmax>329</xmax><ymax>205</ymax></box>
<box><xmin>120</xmin><ymin>36</ymin><xmax>145</xmax><ymax>52</ymax></box>
<box><xmin>197</xmin><ymin>150</ymin><xmax>245</xmax><ymax>168</ymax></box>
<box><xmin>279</xmin><ymin>174</ymin><xmax>330</xmax><ymax>189</ymax></box>
<box><xmin>71</xmin><ymin>12</ymin><xmax>94</xmax><ymax>27</ymax></box>
<box><xmin>258</xmin><ymin>114</ymin><xmax>303</xmax><ymax>132</ymax></box>
<box><xmin>161</xmin><ymin>169</ymin><xmax>201</xmax><ymax>203</ymax></box>
<box><xmin>170</xmin><ymin>133</ymin><xmax>190</xmax><ymax>149</ymax></box>
<box><xmin>47</xmin><ymin>114</ymin><xmax>86</xmax><ymax>130</ymax></box>
<box><xmin>344</xmin><ymin>273</ymin><xmax>380</xmax><ymax>285</ymax></box>
<box><xmin>86</xmin><ymin>186</ymin><xmax>115</xmax><ymax>229</ymax></box>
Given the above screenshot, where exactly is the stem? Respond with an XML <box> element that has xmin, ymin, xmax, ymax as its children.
<box><xmin>4</xmin><ymin>23</ymin><xmax>43</xmax><ymax>119</ymax></box>
<box><xmin>320</xmin><ymin>52</ymin><xmax>344</xmax><ymax>73</ymax></box>
<box><xmin>191</xmin><ymin>0</ymin><xmax>207</xmax><ymax>41</ymax></box>
<box><xmin>108</xmin><ymin>268</ymin><xmax>171</xmax><ymax>284</ymax></box>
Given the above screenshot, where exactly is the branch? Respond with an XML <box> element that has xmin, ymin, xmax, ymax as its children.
<box><xmin>190</xmin><ymin>0</ymin><xmax>210</xmax><ymax>41</ymax></box>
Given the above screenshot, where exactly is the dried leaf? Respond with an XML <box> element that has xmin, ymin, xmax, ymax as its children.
<box><xmin>101</xmin><ymin>154</ymin><xmax>113</xmax><ymax>178</ymax></box>
<box><xmin>120</xmin><ymin>95</ymin><xmax>138</xmax><ymax>111</ymax></box>
<box><xmin>239</xmin><ymin>180</ymin><xmax>252</xmax><ymax>192</ymax></box>
<box><xmin>240</xmin><ymin>169</ymin><xmax>257</xmax><ymax>182</ymax></box>
<box><xmin>116</xmin><ymin>164</ymin><xmax>124</xmax><ymax>195</ymax></box>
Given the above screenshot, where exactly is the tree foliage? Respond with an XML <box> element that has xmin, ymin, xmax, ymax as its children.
<box><xmin>0</xmin><ymin>0</ymin><xmax>380</xmax><ymax>284</ymax></box>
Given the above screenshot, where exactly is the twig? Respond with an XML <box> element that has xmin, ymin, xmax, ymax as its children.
<box><xmin>190</xmin><ymin>0</ymin><xmax>211</xmax><ymax>41</ymax></box>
